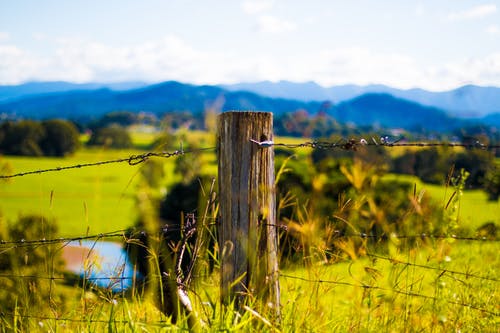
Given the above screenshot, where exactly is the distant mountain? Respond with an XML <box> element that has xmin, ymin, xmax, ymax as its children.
<box><xmin>0</xmin><ymin>80</ymin><xmax>495</xmax><ymax>132</ymax></box>
<box><xmin>0</xmin><ymin>81</ymin><xmax>148</xmax><ymax>102</ymax></box>
<box><xmin>0</xmin><ymin>81</ymin><xmax>324</xmax><ymax>121</ymax></box>
<box><xmin>221</xmin><ymin>81</ymin><xmax>333</xmax><ymax>101</ymax></box>
<box><xmin>400</xmin><ymin>85</ymin><xmax>500</xmax><ymax>118</ymax></box>
<box><xmin>333</xmin><ymin>93</ymin><xmax>462</xmax><ymax>132</ymax></box>
<box><xmin>221</xmin><ymin>81</ymin><xmax>500</xmax><ymax>117</ymax></box>
<box><xmin>481</xmin><ymin>113</ymin><xmax>500</xmax><ymax>127</ymax></box>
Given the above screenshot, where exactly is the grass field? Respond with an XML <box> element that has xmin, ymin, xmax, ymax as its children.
<box><xmin>0</xmin><ymin>134</ymin><xmax>498</xmax><ymax>331</ymax></box>
<box><xmin>1</xmin><ymin>239</ymin><xmax>496</xmax><ymax>331</ymax></box>
<box><xmin>282</xmin><ymin>242</ymin><xmax>498</xmax><ymax>332</ymax></box>
<box><xmin>1</xmin><ymin>147</ymin><xmax>497</xmax><ymax>236</ymax></box>
<box><xmin>0</xmin><ymin>148</ymin><xmax>179</xmax><ymax>236</ymax></box>
<box><xmin>0</xmin><ymin>134</ymin><xmax>310</xmax><ymax>236</ymax></box>
<box><xmin>382</xmin><ymin>174</ymin><xmax>500</xmax><ymax>231</ymax></box>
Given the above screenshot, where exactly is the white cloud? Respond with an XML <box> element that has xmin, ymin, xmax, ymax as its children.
<box><xmin>0</xmin><ymin>32</ymin><xmax>10</xmax><ymax>42</ymax></box>
<box><xmin>406</xmin><ymin>53</ymin><xmax>500</xmax><ymax>90</ymax></box>
<box><xmin>257</xmin><ymin>15</ymin><xmax>296</xmax><ymax>33</ymax></box>
<box><xmin>46</xmin><ymin>35</ymin><xmax>215</xmax><ymax>83</ymax></box>
<box><xmin>414</xmin><ymin>3</ymin><xmax>425</xmax><ymax>17</ymax></box>
<box><xmin>33</xmin><ymin>32</ymin><xmax>48</xmax><ymax>41</ymax></box>
<box><xmin>486</xmin><ymin>24</ymin><xmax>500</xmax><ymax>35</ymax></box>
<box><xmin>0</xmin><ymin>44</ymin><xmax>47</xmax><ymax>84</ymax></box>
<box><xmin>242</xmin><ymin>0</ymin><xmax>275</xmax><ymax>14</ymax></box>
<box><xmin>1</xmin><ymin>35</ymin><xmax>500</xmax><ymax>91</ymax></box>
<box><xmin>242</xmin><ymin>1</ymin><xmax>296</xmax><ymax>35</ymax></box>
<box><xmin>445</xmin><ymin>53</ymin><xmax>500</xmax><ymax>86</ymax></box>
<box><xmin>447</xmin><ymin>4</ymin><xmax>497</xmax><ymax>21</ymax></box>
<box><xmin>247</xmin><ymin>48</ymin><xmax>500</xmax><ymax>91</ymax></box>
<box><xmin>301</xmin><ymin>48</ymin><xmax>424</xmax><ymax>89</ymax></box>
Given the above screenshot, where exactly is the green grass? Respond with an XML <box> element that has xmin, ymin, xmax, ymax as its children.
<box><xmin>382</xmin><ymin>173</ymin><xmax>500</xmax><ymax>231</ymax></box>
<box><xmin>279</xmin><ymin>240</ymin><xmax>499</xmax><ymax>332</ymax></box>
<box><xmin>0</xmin><ymin>148</ymin><xmax>180</xmax><ymax>236</ymax></box>
<box><xmin>0</xmin><ymin>133</ymin><xmax>288</xmax><ymax>236</ymax></box>
<box><xmin>1</xmin><ymin>134</ymin><xmax>498</xmax><ymax>331</ymax></box>
<box><xmin>1</xmin><ymin>141</ymin><xmax>497</xmax><ymax>237</ymax></box>
<box><xmin>2</xmin><ymin>240</ymin><xmax>497</xmax><ymax>332</ymax></box>
<box><xmin>2</xmin><ymin>154</ymin><xmax>498</xmax><ymax>237</ymax></box>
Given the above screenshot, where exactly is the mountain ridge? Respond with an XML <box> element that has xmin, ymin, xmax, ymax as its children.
<box><xmin>221</xmin><ymin>81</ymin><xmax>500</xmax><ymax>117</ymax></box>
<box><xmin>0</xmin><ymin>80</ymin><xmax>497</xmax><ymax>132</ymax></box>
<box><xmin>0</xmin><ymin>81</ymin><xmax>325</xmax><ymax>121</ymax></box>
<box><xmin>0</xmin><ymin>81</ymin><xmax>148</xmax><ymax>102</ymax></box>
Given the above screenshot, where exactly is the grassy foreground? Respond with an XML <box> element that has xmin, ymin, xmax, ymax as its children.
<box><xmin>1</xmin><ymin>240</ymin><xmax>497</xmax><ymax>332</ymax></box>
<box><xmin>0</xmin><ymin>134</ymin><xmax>498</xmax><ymax>331</ymax></box>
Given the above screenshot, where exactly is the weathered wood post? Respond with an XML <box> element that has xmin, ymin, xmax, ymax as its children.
<box><xmin>217</xmin><ymin>111</ymin><xmax>280</xmax><ymax>317</ymax></box>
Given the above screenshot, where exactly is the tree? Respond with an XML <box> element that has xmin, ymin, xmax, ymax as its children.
<box><xmin>40</xmin><ymin>119</ymin><xmax>80</xmax><ymax>156</ymax></box>
<box><xmin>484</xmin><ymin>168</ymin><xmax>500</xmax><ymax>201</ymax></box>
<box><xmin>96</xmin><ymin>111</ymin><xmax>138</xmax><ymax>127</ymax></box>
<box><xmin>0</xmin><ymin>120</ymin><xmax>45</xmax><ymax>156</ymax></box>
<box><xmin>452</xmin><ymin>150</ymin><xmax>495</xmax><ymax>189</ymax></box>
<box><xmin>87</xmin><ymin>125</ymin><xmax>132</xmax><ymax>148</ymax></box>
<box><xmin>392</xmin><ymin>148</ymin><xmax>451</xmax><ymax>184</ymax></box>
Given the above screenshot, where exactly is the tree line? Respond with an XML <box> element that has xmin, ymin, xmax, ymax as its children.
<box><xmin>0</xmin><ymin>113</ymin><xmax>139</xmax><ymax>156</ymax></box>
<box><xmin>1</xmin><ymin>111</ymin><xmax>498</xmax><ymax>200</ymax></box>
<box><xmin>2</xmin><ymin>109</ymin><xmax>499</xmax><ymax>154</ymax></box>
<box><xmin>0</xmin><ymin>119</ymin><xmax>80</xmax><ymax>156</ymax></box>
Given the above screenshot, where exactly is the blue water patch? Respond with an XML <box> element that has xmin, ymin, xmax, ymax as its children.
<box><xmin>66</xmin><ymin>240</ymin><xmax>141</xmax><ymax>292</ymax></box>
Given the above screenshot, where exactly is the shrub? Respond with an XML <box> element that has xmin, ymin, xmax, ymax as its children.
<box><xmin>0</xmin><ymin>215</ymin><xmax>67</xmax><ymax>329</ymax></box>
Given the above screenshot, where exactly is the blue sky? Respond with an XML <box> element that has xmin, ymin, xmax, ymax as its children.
<box><xmin>1</xmin><ymin>0</ymin><xmax>499</xmax><ymax>90</ymax></box>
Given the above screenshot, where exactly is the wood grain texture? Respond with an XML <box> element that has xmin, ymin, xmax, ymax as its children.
<box><xmin>218</xmin><ymin>111</ymin><xmax>280</xmax><ymax>316</ymax></box>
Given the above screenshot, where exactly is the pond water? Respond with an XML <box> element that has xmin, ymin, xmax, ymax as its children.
<box><xmin>62</xmin><ymin>240</ymin><xmax>141</xmax><ymax>292</ymax></box>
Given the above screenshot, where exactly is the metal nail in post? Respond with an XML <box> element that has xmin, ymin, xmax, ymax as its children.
<box><xmin>249</xmin><ymin>138</ymin><xmax>274</xmax><ymax>148</ymax></box>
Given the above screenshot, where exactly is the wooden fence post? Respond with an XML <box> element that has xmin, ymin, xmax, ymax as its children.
<box><xmin>217</xmin><ymin>111</ymin><xmax>280</xmax><ymax>317</ymax></box>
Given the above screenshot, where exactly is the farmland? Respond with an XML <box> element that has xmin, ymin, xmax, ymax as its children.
<box><xmin>0</xmin><ymin>131</ymin><xmax>498</xmax><ymax>331</ymax></box>
<box><xmin>1</xmin><ymin>153</ymin><xmax>498</xmax><ymax>236</ymax></box>
<box><xmin>1</xmin><ymin>148</ymin><xmax>174</xmax><ymax>235</ymax></box>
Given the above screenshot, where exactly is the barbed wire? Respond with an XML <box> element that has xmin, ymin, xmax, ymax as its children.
<box><xmin>366</xmin><ymin>252</ymin><xmax>500</xmax><ymax>282</ymax></box>
<box><xmin>2</xmin><ymin>268</ymin><xmax>497</xmax><ymax>322</ymax></box>
<box><xmin>0</xmin><ymin>228</ymin><xmax>496</xmax><ymax>250</ymax></box>
<box><xmin>272</xmin><ymin>222</ymin><xmax>498</xmax><ymax>241</ymax></box>
<box><xmin>273</xmin><ymin>138</ymin><xmax>500</xmax><ymax>150</ymax></box>
<box><xmin>0</xmin><ymin>147</ymin><xmax>216</xmax><ymax>179</ymax></box>
<box><xmin>1</xmin><ymin>135</ymin><xmax>497</xmax><ymax>326</ymax></box>
<box><xmin>2</xmin><ymin>251</ymin><xmax>498</xmax><ymax>284</ymax></box>
<box><xmin>0</xmin><ymin>273</ymin><xmax>135</xmax><ymax>281</ymax></box>
<box><xmin>0</xmin><ymin>231</ymin><xmax>497</xmax><ymax>323</ymax></box>
<box><xmin>0</xmin><ymin>216</ymin><xmax>207</xmax><ymax>249</ymax></box>
<box><xmin>2</xmin><ymin>138</ymin><xmax>499</xmax><ymax>179</ymax></box>
<box><xmin>0</xmin><ymin>226</ymin><xmax>496</xmax><ymax>289</ymax></box>
<box><xmin>332</xmin><ymin>232</ymin><xmax>498</xmax><ymax>242</ymax></box>
<box><xmin>280</xmin><ymin>273</ymin><xmax>499</xmax><ymax>316</ymax></box>
<box><xmin>0</xmin><ymin>312</ymin><xmax>171</xmax><ymax>325</ymax></box>
<box><xmin>0</xmin><ymin>229</ymin><xmax>128</xmax><ymax>248</ymax></box>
